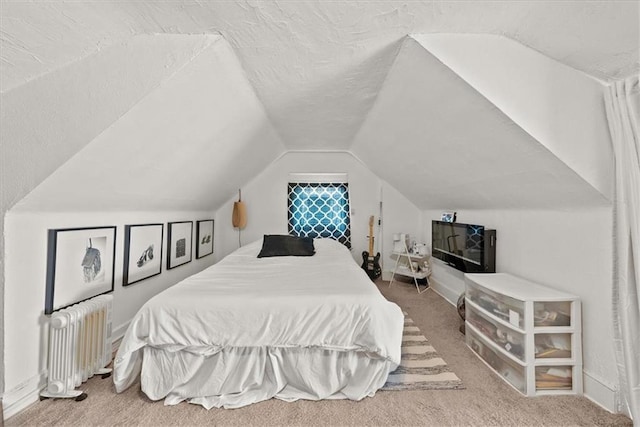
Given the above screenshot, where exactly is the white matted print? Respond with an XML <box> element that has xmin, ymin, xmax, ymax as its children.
<box><xmin>45</xmin><ymin>226</ymin><xmax>116</xmax><ymax>314</ymax></box>
<box><xmin>167</xmin><ymin>221</ymin><xmax>193</xmax><ymax>269</ymax></box>
<box><xmin>123</xmin><ymin>223</ymin><xmax>164</xmax><ymax>286</ymax></box>
<box><xmin>441</xmin><ymin>212</ymin><xmax>457</xmax><ymax>223</ymax></box>
<box><xmin>196</xmin><ymin>219</ymin><xmax>214</xmax><ymax>259</ymax></box>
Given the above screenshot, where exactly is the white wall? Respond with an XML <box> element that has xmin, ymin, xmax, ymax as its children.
<box><xmin>2</xmin><ymin>209</ymin><xmax>216</xmax><ymax>418</ymax></box>
<box><xmin>0</xmin><ymin>35</ymin><xmax>221</xmax><ymax>397</ymax></box>
<box><xmin>412</xmin><ymin>34</ymin><xmax>613</xmax><ymax>200</ymax></box>
<box><xmin>423</xmin><ymin>207</ymin><xmax>619</xmax><ymax>411</ymax></box>
<box><xmin>351</xmin><ymin>37</ymin><xmax>610</xmax><ymax>210</ymax></box>
<box><xmin>0</xmin><ymin>34</ymin><xmax>285</xmax><ymax>407</ymax></box>
<box><xmin>214</xmin><ymin>151</ymin><xmax>422</xmax><ymax>274</ymax></box>
<box><xmin>0</xmin><ymin>34</ymin><xmax>218</xmax><ymax>212</ymax></box>
<box><xmin>403</xmin><ymin>34</ymin><xmax>619</xmax><ymax>412</ymax></box>
<box><xmin>12</xmin><ymin>36</ymin><xmax>285</xmax><ymax>213</ymax></box>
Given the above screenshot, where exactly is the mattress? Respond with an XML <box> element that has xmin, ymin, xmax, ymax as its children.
<box><xmin>113</xmin><ymin>237</ymin><xmax>404</xmax><ymax>408</ymax></box>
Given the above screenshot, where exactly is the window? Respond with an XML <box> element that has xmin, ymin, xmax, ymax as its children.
<box><xmin>287</xmin><ymin>182</ymin><xmax>351</xmax><ymax>248</ymax></box>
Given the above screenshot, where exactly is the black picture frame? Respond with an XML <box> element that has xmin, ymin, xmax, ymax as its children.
<box><xmin>123</xmin><ymin>223</ymin><xmax>164</xmax><ymax>286</ymax></box>
<box><xmin>196</xmin><ymin>219</ymin><xmax>214</xmax><ymax>259</ymax></box>
<box><xmin>45</xmin><ymin>226</ymin><xmax>117</xmax><ymax>315</ymax></box>
<box><xmin>167</xmin><ymin>221</ymin><xmax>193</xmax><ymax>269</ymax></box>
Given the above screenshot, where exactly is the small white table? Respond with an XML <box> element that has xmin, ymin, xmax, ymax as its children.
<box><xmin>389</xmin><ymin>242</ymin><xmax>431</xmax><ymax>294</ymax></box>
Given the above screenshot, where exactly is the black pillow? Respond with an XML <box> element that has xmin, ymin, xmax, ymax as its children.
<box><xmin>257</xmin><ymin>235</ymin><xmax>315</xmax><ymax>258</ymax></box>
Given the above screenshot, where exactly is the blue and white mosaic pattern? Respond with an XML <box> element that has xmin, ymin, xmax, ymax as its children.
<box><xmin>287</xmin><ymin>182</ymin><xmax>351</xmax><ymax>248</ymax></box>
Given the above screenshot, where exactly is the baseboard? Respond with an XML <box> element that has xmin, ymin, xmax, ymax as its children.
<box><xmin>381</xmin><ymin>270</ymin><xmax>392</xmax><ymax>282</ymax></box>
<box><xmin>3</xmin><ymin>321</ymin><xmax>130</xmax><ymax>422</ymax></box>
<box><xmin>429</xmin><ymin>261</ymin><xmax>466</xmax><ymax>304</ymax></box>
<box><xmin>428</xmin><ymin>277</ymin><xmax>459</xmax><ymax>305</ymax></box>
<box><xmin>2</xmin><ymin>372</ymin><xmax>46</xmax><ymax>421</ymax></box>
<box><xmin>583</xmin><ymin>371</ymin><xmax>621</xmax><ymax>414</ymax></box>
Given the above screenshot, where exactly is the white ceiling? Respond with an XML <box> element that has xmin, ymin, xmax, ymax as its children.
<box><xmin>10</xmin><ymin>36</ymin><xmax>286</xmax><ymax>212</ymax></box>
<box><xmin>2</xmin><ymin>1</ymin><xmax>638</xmax><ymax>150</ymax></box>
<box><xmin>1</xmin><ymin>34</ymin><xmax>223</xmax><ymax>210</ymax></box>
<box><xmin>351</xmin><ymin>37</ymin><xmax>610</xmax><ymax>209</ymax></box>
<box><xmin>411</xmin><ymin>33</ymin><xmax>615</xmax><ymax>202</ymax></box>
<box><xmin>1</xmin><ymin>1</ymin><xmax>636</xmax><ymax>213</ymax></box>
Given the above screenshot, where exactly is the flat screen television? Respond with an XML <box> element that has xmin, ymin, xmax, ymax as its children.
<box><xmin>431</xmin><ymin>220</ymin><xmax>496</xmax><ymax>273</ymax></box>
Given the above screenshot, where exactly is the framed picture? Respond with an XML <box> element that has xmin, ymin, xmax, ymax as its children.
<box><xmin>196</xmin><ymin>219</ymin><xmax>214</xmax><ymax>259</ymax></box>
<box><xmin>441</xmin><ymin>212</ymin><xmax>457</xmax><ymax>223</ymax></box>
<box><xmin>167</xmin><ymin>221</ymin><xmax>193</xmax><ymax>269</ymax></box>
<box><xmin>45</xmin><ymin>226</ymin><xmax>116</xmax><ymax>314</ymax></box>
<box><xmin>123</xmin><ymin>223</ymin><xmax>164</xmax><ymax>286</ymax></box>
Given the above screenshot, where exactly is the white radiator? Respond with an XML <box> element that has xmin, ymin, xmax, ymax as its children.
<box><xmin>41</xmin><ymin>294</ymin><xmax>113</xmax><ymax>400</ymax></box>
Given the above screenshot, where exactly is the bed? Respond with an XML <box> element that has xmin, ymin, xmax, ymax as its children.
<box><xmin>113</xmin><ymin>237</ymin><xmax>404</xmax><ymax>409</ymax></box>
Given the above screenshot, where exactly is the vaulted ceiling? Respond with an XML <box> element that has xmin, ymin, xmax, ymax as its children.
<box><xmin>1</xmin><ymin>1</ymin><xmax>638</xmax><ymax>212</ymax></box>
<box><xmin>2</xmin><ymin>1</ymin><xmax>638</xmax><ymax>147</ymax></box>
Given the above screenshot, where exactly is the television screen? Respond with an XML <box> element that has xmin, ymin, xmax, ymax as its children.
<box><xmin>432</xmin><ymin>221</ymin><xmax>485</xmax><ymax>266</ymax></box>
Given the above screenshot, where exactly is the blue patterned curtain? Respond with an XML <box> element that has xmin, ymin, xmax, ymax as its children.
<box><xmin>287</xmin><ymin>183</ymin><xmax>351</xmax><ymax>248</ymax></box>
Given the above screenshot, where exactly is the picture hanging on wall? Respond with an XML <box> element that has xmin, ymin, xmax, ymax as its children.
<box><xmin>123</xmin><ymin>223</ymin><xmax>164</xmax><ymax>286</ymax></box>
<box><xmin>196</xmin><ymin>219</ymin><xmax>214</xmax><ymax>259</ymax></box>
<box><xmin>45</xmin><ymin>226</ymin><xmax>117</xmax><ymax>315</ymax></box>
<box><xmin>441</xmin><ymin>212</ymin><xmax>457</xmax><ymax>223</ymax></box>
<box><xmin>167</xmin><ymin>221</ymin><xmax>193</xmax><ymax>269</ymax></box>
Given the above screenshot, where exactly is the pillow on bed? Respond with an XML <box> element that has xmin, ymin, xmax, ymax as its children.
<box><xmin>257</xmin><ymin>235</ymin><xmax>315</xmax><ymax>258</ymax></box>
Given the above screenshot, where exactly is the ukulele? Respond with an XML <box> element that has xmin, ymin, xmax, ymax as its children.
<box><xmin>361</xmin><ymin>215</ymin><xmax>382</xmax><ymax>279</ymax></box>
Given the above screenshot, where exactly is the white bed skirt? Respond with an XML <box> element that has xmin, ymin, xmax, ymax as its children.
<box><xmin>140</xmin><ymin>346</ymin><xmax>396</xmax><ymax>409</ymax></box>
<box><xmin>114</xmin><ymin>239</ymin><xmax>403</xmax><ymax>409</ymax></box>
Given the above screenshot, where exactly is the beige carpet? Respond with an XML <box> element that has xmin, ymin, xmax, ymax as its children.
<box><xmin>382</xmin><ymin>313</ymin><xmax>464</xmax><ymax>391</ymax></box>
<box><xmin>7</xmin><ymin>279</ymin><xmax>632</xmax><ymax>426</ymax></box>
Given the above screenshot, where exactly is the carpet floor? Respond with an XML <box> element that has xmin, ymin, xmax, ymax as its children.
<box><xmin>7</xmin><ymin>278</ymin><xmax>633</xmax><ymax>426</ymax></box>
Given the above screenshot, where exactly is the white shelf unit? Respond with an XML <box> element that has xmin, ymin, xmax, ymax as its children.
<box><xmin>389</xmin><ymin>241</ymin><xmax>431</xmax><ymax>294</ymax></box>
<box><xmin>464</xmin><ymin>273</ymin><xmax>582</xmax><ymax>396</ymax></box>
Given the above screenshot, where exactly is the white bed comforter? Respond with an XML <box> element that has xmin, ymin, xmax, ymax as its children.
<box><xmin>113</xmin><ymin>238</ymin><xmax>403</xmax><ymax>408</ymax></box>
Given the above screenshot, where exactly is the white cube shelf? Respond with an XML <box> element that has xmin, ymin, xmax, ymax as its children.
<box><xmin>464</xmin><ymin>273</ymin><xmax>582</xmax><ymax>396</ymax></box>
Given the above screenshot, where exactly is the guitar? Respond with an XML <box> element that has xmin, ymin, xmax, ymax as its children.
<box><xmin>361</xmin><ymin>215</ymin><xmax>382</xmax><ymax>279</ymax></box>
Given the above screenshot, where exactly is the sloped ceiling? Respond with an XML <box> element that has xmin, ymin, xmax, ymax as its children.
<box><xmin>351</xmin><ymin>37</ymin><xmax>610</xmax><ymax>209</ymax></box>
<box><xmin>11</xmin><ymin>36</ymin><xmax>286</xmax><ymax>212</ymax></box>
<box><xmin>412</xmin><ymin>34</ymin><xmax>614</xmax><ymax>201</ymax></box>
<box><xmin>0</xmin><ymin>34</ymin><xmax>220</xmax><ymax>210</ymax></box>
<box><xmin>1</xmin><ymin>1</ymin><xmax>637</xmax><ymax>212</ymax></box>
<box><xmin>1</xmin><ymin>1</ymin><xmax>638</xmax><ymax>151</ymax></box>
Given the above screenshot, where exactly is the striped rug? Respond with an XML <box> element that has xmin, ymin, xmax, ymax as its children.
<box><xmin>382</xmin><ymin>312</ymin><xmax>464</xmax><ymax>391</ymax></box>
